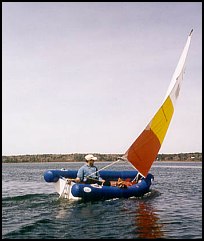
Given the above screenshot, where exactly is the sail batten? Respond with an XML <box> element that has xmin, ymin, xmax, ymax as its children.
<box><xmin>124</xmin><ymin>30</ymin><xmax>193</xmax><ymax>177</ymax></box>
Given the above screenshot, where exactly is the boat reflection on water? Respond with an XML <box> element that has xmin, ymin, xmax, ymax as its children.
<box><xmin>135</xmin><ymin>200</ymin><xmax>164</xmax><ymax>239</ymax></box>
<box><xmin>54</xmin><ymin>194</ymin><xmax>165</xmax><ymax>239</ymax></box>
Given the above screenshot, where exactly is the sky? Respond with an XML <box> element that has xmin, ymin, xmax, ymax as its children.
<box><xmin>2</xmin><ymin>2</ymin><xmax>202</xmax><ymax>156</ymax></box>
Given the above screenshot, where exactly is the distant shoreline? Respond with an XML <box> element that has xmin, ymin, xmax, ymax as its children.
<box><xmin>2</xmin><ymin>160</ymin><xmax>202</xmax><ymax>164</ymax></box>
<box><xmin>2</xmin><ymin>152</ymin><xmax>202</xmax><ymax>163</ymax></box>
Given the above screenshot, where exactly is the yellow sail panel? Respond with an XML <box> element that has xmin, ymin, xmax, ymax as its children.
<box><xmin>150</xmin><ymin>96</ymin><xmax>174</xmax><ymax>144</ymax></box>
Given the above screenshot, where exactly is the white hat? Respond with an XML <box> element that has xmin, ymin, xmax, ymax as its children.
<box><xmin>85</xmin><ymin>154</ymin><xmax>97</xmax><ymax>161</ymax></box>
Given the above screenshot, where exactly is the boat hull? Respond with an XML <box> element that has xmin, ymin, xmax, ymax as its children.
<box><xmin>71</xmin><ymin>173</ymin><xmax>153</xmax><ymax>201</ymax></box>
<box><xmin>44</xmin><ymin>169</ymin><xmax>154</xmax><ymax>201</ymax></box>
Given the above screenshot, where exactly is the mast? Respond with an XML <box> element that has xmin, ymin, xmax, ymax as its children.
<box><xmin>123</xmin><ymin>30</ymin><xmax>193</xmax><ymax>177</ymax></box>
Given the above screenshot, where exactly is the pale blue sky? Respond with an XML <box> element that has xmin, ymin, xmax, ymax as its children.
<box><xmin>2</xmin><ymin>2</ymin><xmax>202</xmax><ymax>155</ymax></box>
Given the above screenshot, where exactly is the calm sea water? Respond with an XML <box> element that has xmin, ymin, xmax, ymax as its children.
<box><xmin>2</xmin><ymin>161</ymin><xmax>202</xmax><ymax>239</ymax></box>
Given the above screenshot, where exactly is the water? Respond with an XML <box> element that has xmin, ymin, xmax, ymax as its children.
<box><xmin>2</xmin><ymin>161</ymin><xmax>202</xmax><ymax>239</ymax></box>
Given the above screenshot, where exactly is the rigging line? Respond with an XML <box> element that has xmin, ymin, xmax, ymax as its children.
<box><xmin>85</xmin><ymin>176</ymin><xmax>103</xmax><ymax>183</ymax></box>
<box><xmin>86</xmin><ymin>158</ymin><xmax>122</xmax><ymax>178</ymax></box>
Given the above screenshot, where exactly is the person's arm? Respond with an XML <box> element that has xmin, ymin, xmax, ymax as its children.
<box><xmin>74</xmin><ymin>177</ymin><xmax>81</xmax><ymax>183</ymax></box>
<box><xmin>98</xmin><ymin>176</ymin><xmax>105</xmax><ymax>183</ymax></box>
<box><xmin>67</xmin><ymin>175</ymin><xmax>81</xmax><ymax>184</ymax></box>
<box><xmin>76</xmin><ymin>166</ymin><xmax>84</xmax><ymax>182</ymax></box>
<box><xmin>67</xmin><ymin>166</ymin><xmax>84</xmax><ymax>184</ymax></box>
<box><xmin>96</xmin><ymin>167</ymin><xmax>105</xmax><ymax>183</ymax></box>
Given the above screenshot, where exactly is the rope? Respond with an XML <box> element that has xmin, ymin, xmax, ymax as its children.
<box><xmin>86</xmin><ymin>158</ymin><xmax>124</xmax><ymax>178</ymax></box>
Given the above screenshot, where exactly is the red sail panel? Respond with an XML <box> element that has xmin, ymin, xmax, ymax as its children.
<box><xmin>125</xmin><ymin>128</ymin><xmax>161</xmax><ymax>177</ymax></box>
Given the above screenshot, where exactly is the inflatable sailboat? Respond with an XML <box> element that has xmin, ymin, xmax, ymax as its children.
<box><xmin>44</xmin><ymin>30</ymin><xmax>193</xmax><ymax>201</ymax></box>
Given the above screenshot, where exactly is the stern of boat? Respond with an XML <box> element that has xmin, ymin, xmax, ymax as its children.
<box><xmin>54</xmin><ymin>179</ymin><xmax>81</xmax><ymax>200</ymax></box>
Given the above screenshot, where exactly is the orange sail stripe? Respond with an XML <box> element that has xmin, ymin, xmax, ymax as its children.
<box><xmin>125</xmin><ymin>128</ymin><xmax>161</xmax><ymax>177</ymax></box>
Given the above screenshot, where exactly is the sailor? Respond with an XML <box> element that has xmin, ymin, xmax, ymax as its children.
<box><xmin>68</xmin><ymin>154</ymin><xmax>110</xmax><ymax>186</ymax></box>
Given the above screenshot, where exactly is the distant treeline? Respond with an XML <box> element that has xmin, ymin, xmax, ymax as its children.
<box><xmin>2</xmin><ymin>152</ymin><xmax>202</xmax><ymax>163</ymax></box>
